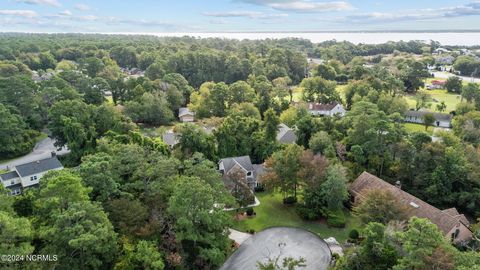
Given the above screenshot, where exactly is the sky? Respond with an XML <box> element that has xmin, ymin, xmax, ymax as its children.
<box><xmin>1</xmin><ymin>0</ymin><xmax>480</xmax><ymax>33</ymax></box>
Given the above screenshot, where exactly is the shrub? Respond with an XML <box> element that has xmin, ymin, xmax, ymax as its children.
<box><xmin>327</xmin><ymin>211</ymin><xmax>346</xmax><ymax>228</ymax></box>
<box><xmin>348</xmin><ymin>229</ymin><xmax>359</xmax><ymax>240</ymax></box>
<box><xmin>246</xmin><ymin>207</ymin><xmax>255</xmax><ymax>216</ymax></box>
<box><xmin>283</xmin><ymin>196</ymin><xmax>297</xmax><ymax>205</ymax></box>
<box><xmin>248</xmin><ymin>229</ymin><xmax>255</xmax><ymax>234</ymax></box>
<box><xmin>296</xmin><ymin>205</ymin><xmax>321</xmax><ymax>221</ymax></box>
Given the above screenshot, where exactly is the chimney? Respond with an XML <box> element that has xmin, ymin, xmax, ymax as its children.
<box><xmin>51</xmin><ymin>151</ymin><xmax>56</xmax><ymax>157</ymax></box>
<box><xmin>395</xmin><ymin>181</ymin><xmax>402</xmax><ymax>190</ymax></box>
<box><xmin>36</xmin><ymin>161</ymin><xmax>40</xmax><ymax>164</ymax></box>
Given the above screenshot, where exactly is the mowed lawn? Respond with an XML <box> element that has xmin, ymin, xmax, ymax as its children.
<box><xmin>231</xmin><ymin>191</ymin><xmax>361</xmax><ymax>242</ymax></box>
<box><xmin>404</xmin><ymin>123</ymin><xmax>434</xmax><ymax>135</ymax></box>
<box><xmin>404</xmin><ymin>89</ymin><xmax>462</xmax><ymax>112</ymax></box>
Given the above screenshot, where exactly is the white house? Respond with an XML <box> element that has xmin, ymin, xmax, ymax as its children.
<box><xmin>178</xmin><ymin>107</ymin><xmax>195</xmax><ymax>122</ymax></box>
<box><xmin>0</xmin><ymin>156</ymin><xmax>63</xmax><ymax>196</ymax></box>
<box><xmin>162</xmin><ymin>130</ymin><xmax>179</xmax><ymax>149</ymax></box>
<box><xmin>305</xmin><ymin>102</ymin><xmax>346</xmax><ymax>117</ymax></box>
<box><xmin>404</xmin><ymin>111</ymin><xmax>452</xmax><ymax>128</ymax></box>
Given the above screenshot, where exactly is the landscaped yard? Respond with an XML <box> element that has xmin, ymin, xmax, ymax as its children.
<box><xmin>231</xmin><ymin>191</ymin><xmax>361</xmax><ymax>243</ymax></box>
<box><xmin>404</xmin><ymin>89</ymin><xmax>462</xmax><ymax>112</ymax></box>
<box><xmin>404</xmin><ymin>123</ymin><xmax>434</xmax><ymax>135</ymax></box>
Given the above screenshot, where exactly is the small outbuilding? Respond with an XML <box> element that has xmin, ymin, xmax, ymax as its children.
<box><xmin>178</xmin><ymin>107</ymin><xmax>195</xmax><ymax>122</ymax></box>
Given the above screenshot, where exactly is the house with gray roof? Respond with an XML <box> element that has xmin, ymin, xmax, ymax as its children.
<box><xmin>219</xmin><ymin>156</ymin><xmax>259</xmax><ymax>190</ymax></box>
<box><xmin>277</xmin><ymin>123</ymin><xmax>297</xmax><ymax>144</ymax></box>
<box><xmin>404</xmin><ymin>110</ymin><xmax>452</xmax><ymax>128</ymax></box>
<box><xmin>178</xmin><ymin>107</ymin><xmax>195</xmax><ymax>122</ymax></box>
<box><xmin>0</xmin><ymin>156</ymin><xmax>63</xmax><ymax>196</ymax></box>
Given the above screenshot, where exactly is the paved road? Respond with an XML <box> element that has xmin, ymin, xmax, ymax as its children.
<box><xmin>432</xmin><ymin>71</ymin><xmax>480</xmax><ymax>83</ymax></box>
<box><xmin>0</xmin><ymin>137</ymin><xmax>69</xmax><ymax>170</ymax></box>
<box><xmin>221</xmin><ymin>227</ymin><xmax>331</xmax><ymax>270</ymax></box>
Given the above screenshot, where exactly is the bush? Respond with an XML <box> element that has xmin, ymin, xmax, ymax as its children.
<box><xmin>348</xmin><ymin>229</ymin><xmax>359</xmax><ymax>240</ymax></box>
<box><xmin>254</xmin><ymin>185</ymin><xmax>265</xmax><ymax>192</ymax></box>
<box><xmin>296</xmin><ymin>205</ymin><xmax>321</xmax><ymax>221</ymax></box>
<box><xmin>246</xmin><ymin>207</ymin><xmax>255</xmax><ymax>216</ymax></box>
<box><xmin>327</xmin><ymin>211</ymin><xmax>346</xmax><ymax>228</ymax></box>
<box><xmin>283</xmin><ymin>196</ymin><xmax>297</xmax><ymax>205</ymax></box>
<box><xmin>248</xmin><ymin>229</ymin><xmax>255</xmax><ymax>234</ymax></box>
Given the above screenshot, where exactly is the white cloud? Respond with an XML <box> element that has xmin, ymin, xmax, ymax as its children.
<box><xmin>269</xmin><ymin>1</ymin><xmax>353</xmax><ymax>12</ymax></box>
<box><xmin>74</xmin><ymin>4</ymin><xmax>91</xmax><ymax>11</ymax></box>
<box><xmin>347</xmin><ymin>1</ymin><xmax>480</xmax><ymax>24</ymax></box>
<box><xmin>0</xmin><ymin>9</ymin><xmax>38</xmax><ymax>18</ymax></box>
<box><xmin>203</xmin><ymin>11</ymin><xmax>288</xmax><ymax>19</ymax></box>
<box><xmin>15</xmin><ymin>0</ymin><xmax>61</xmax><ymax>7</ymax></box>
<box><xmin>58</xmin><ymin>9</ymin><xmax>72</xmax><ymax>16</ymax></box>
<box><xmin>237</xmin><ymin>0</ymin><xmax>354</xmax><ymax>12</ymax></box>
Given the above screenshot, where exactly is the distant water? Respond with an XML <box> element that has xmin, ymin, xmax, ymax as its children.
<box><xmin>129</xmin><ymin>32</ymin><xmax>480</xmax><ymax>46</ymax></box>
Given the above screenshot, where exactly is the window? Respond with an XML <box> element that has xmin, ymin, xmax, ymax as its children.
<box><xmin>30</xmin><ymin>175</ymin><xmax>38</xmax><ymax>181</ymax></box>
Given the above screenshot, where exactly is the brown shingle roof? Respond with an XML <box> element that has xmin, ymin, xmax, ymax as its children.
<box><xmin>350</xmin><ymin>172</ymin><xmax>470</xmax><ymax>235</ymax></box>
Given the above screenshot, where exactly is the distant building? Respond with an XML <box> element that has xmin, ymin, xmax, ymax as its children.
<box><xmin>433</xmin><ymin>48</ymin><xmax>451</xmax><ymax>55</ymax></box>
<box><xmin>162</xmin><ymin>130</ymin><xmax>179</xmax><ymax>149</ymax></box>
<box><xmin>304</xmin><ymin>102</ymin><xmax>346</xmax><ymax>117</ymax></box>
<box><xmin>350</xmin><ymin>172</ymin><xmax>472</xmax><ymax>244</ymax></box>
<box><xmin>426</xmin><ymin>80</ymin><xmax>447</xmax><ymax>90</ymax></box>
<box><xmin>178</xmin><ymin>107</ymin><xmax>195</xmax><ymax>122</ymax></box>
<box><xmin>404</xmin><ymin>110</ymin><xmax>452</xmax><ymax>128</ymax></box>
<box><xmin>276</xmin><ymin>123</ymin><xmax>297</xmax><ymax>144</ymax></box>
<box><xmin>0</xmin><ymin>156</ymin><xmax>63</xmax><ymax>196</ymax></box>
<box><xmin>219</xmin><ymin>156</ymin><xmax>260</xmax><ymax>190</ymax></box>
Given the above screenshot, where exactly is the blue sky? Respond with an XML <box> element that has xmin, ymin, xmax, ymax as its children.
<box><xmin>1</xmin><ymin>0</ymin><xmax>480</xmax><ymax>32</ymax></box>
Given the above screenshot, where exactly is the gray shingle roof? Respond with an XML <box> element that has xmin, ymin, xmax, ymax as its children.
<box><xmin>15</xmin><ymin>157</ymin><xmax>63</xmax><ymax>177</ymax></box>
<box><xmin>276</xmin><ymin>123</ymin><xmax>297</xmax><ymax>144</ymax></box>
<box><xmin>404</xmin><ymin>111</ymin><xmax>452</xmax><ymax>122</ymax></box>
<box><xmin>179</xmin><ymin>107</ymin><xmax>194</xmax><ymax>117</ymax></box>
<box><xmin>162</xmin><ymin>132</ymin><xmax>179</xmax><ymax>147</ymax></box>
<box><xmin>220</xmin><ymin>156</ymin><xmax>253</xmax><ymax>173</ymax></box>
<box><xmin>0</xmin><ymin>171</ymin><xmax>20</xmax><ymax>181</ymax></box>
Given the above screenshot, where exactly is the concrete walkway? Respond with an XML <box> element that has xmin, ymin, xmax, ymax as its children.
<box><xmin>0</xmin><ymin>137</ymin><xmax>69</xmax><ymax>170</ymax></box>
<box><xmin>228</xmin><ymin>229</ymin><xmax>252</xmax><ymax>245</ymax></box>
<box><xmin>224</xmin><ymin>196</ymin><xmax>260</xmax><ymax>211</ymax></box>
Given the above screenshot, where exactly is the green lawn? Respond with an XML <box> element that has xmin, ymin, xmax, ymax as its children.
<box><xmin>404</xmin><ymin>123</ymin><xmax>434</xmax><ymax>135</ymax></box>
<box><xmin>231</xmin><ymin>191</ymin><xmax>361</xmax><ymax>243</ymax></box>
<box><xmin>404</xmin><ymin>89</ymin><xmax>462</xmax><ymax>112</ymax></box>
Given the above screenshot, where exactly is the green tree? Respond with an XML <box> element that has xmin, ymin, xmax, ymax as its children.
<box><xmin>314</xmin><ymin>63</ymin><xmax>337</xmax><ymax>80</ymax></box>
<box><xmin>445</xmin><ymin>76</ymin><xmax>463</xmax><ymax>93</ymax></box>
<box><xmin>124</xmin><ymin>92</ymin><xmax>174</xmax><ymax>125</ymax></box>
<box><xmin>353</xmin><ymin>189</ymin><xmax>407</xmax><ymax>224</ymax></box>
<box><xmin>320</xmin><ymin>164</ymin><xmax>348</xmax><ymax>212</ymax></box>
<box><xmin>115</xmin><ymin>240</ymin><xmax>165</xmax><ymax>270</ymax></box>
<box><xmin>0</xmin><ymin>103</ymin><xmax>37</xmax><ymax>158</ymax></box>
<box><xmin>264</xmin><ymin>108</ymin><xmax>280</xmax><ymax>142</ymax></box>
<box><xmin>422</xmin><ymin>113</ymin><xmax>436</xmax><ymax>130</ymax></box>
<box><xmin>300</xmin><ymin>76</ymin><xmax>339</xmax><ymax>103</ymax></box>
<box><xmin>78</xmin><ymin>153</ymin><xmax>120</xmax><ymax>202</ymax></box>
<box><xmin>309</xmin><ymin>131</ymin><xmax>335</xmax><ymax>157</ymax></box>
<box><xmin>168</xmin><ymin>176</ymin><xmax>232</xmax><ymax>269</ymax></box>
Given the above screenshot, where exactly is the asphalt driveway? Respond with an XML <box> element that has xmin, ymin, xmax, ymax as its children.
<box><xmin>221</xmin><ymin>227</ymin><xmax>332</xmax><ymax>270</ymax></box>
<box><xmin>0</xmin><ymin>137</ymin><xmax>69</xmax><ymax>170</ymax></box>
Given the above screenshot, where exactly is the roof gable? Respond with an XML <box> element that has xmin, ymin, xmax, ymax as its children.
<box><xmin>220</xmin><ymin>156</ymin><xmax>253</xmax><ymax>173</ymax></box>
<box><xmin>350</xmin><ymin>172</ymin><xmax>470</xmax><ymax>235</ymax></box>
<box><xmin>15</xmin><ymin>157</ymin><xmax>63</xmax><ymax>177</ymax></box>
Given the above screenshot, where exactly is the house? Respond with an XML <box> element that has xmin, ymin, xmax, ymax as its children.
<box><xmin>349</xmin><ymin>172</ymin><xmax>473</xmax><ymax>244</ymax></box>
<box><xmin>219</xmin><ymin>156</ymin><xmax>259</xmax><ymax>190</ymax></box>
<box><xmin>0</xmin><ymin>156</ymin><xmax>63</xmax><ymax>196</ymax></box>
<box><xmin>162</xmin><ymin>130</ymin><xmax>179</xmax><ymax>149</ymax></box>
<box><xmin>426</xmin><ymin>80</ymin><xmax>446</xmax><ymax>90</ymax></box>
<box><xmin>276</xmin><ymin>123</ymin><xmax>297</xmax><ymax>144</ymax></box>
<box><xmin>435</xmin><ymin>55</ymin><xmax>455</xmax><ymax>65</ymax></box>
<box><xmin>433</xmin><ymin>48</ymin><xmax>451</xmax><ymax>55</ymax></box>
<box><xmin>178</xmin><ymin>107</ymin><xmax>195</xmax><ymax>122</ymax></box>
<box><xmin>404</xmin><ymin>110</ymin><xmax>452</xmax><ymax>128</ymax></box>
<box><xmin>298</xmin><ymin>102</ymin><xmax>346</xmax><ymax>117</ymax></box>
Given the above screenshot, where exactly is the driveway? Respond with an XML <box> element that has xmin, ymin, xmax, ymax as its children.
<box><xmin>433</xmin><ymin>71</ymin><xmax>480</xmax><ymax>83</ymax></box>
<box><xmin>0</xmin><ymin>137</ymin><xmax>69</xmax><ymax>170</ymax></box>
<box><xmin>221</xmin><ymin>227</ymin><xmax>331</xmax><ymax>270</ymax></box>
<box><xmin>229</xmin><ymin>229</ymin><xmax>252</xmax><ymax>245</ymax></box>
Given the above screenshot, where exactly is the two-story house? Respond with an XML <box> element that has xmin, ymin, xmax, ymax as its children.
<box><xmin>0</xmin><ymin>156</ymin><xmax>64</xmax><ymax>196</ymax></box>
<box><xmin>219</xmin><ymin>156</ymin><xmax>259</xmax><ymax>190</ymax></box>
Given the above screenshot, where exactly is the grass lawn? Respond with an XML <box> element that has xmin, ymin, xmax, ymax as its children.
<box><xmin>404</xmin><ymin>89</ymin><xmax>462</xmax><ymax>112</ymax></box>
<box><xmin>231</xmin><ymin>191</ymin><xmax>361</xmax><ymax>243</ymax></box>
<box><xmin>404</xmin><ymin>123</ymin><xmax>434</xmax><ymax>135</ymax></box>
